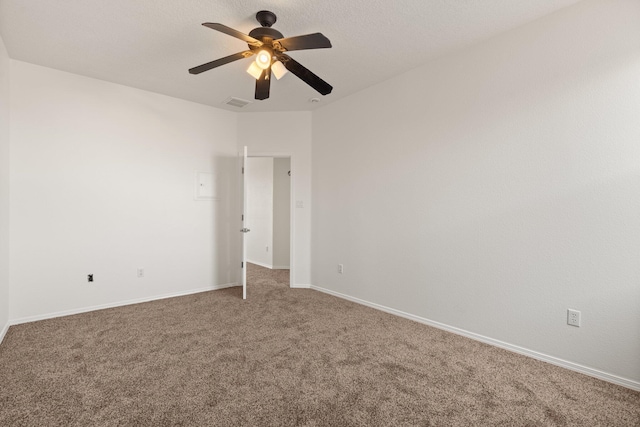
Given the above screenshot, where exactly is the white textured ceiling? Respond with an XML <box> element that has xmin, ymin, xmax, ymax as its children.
<box><xmin>0</xmin><ymin>0</ymin><xmax>582</xmax><ymax>112</ymax></box>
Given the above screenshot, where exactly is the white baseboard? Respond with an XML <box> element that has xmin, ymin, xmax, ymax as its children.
<box><xmin>0</xmin><ymin>321</ymin><xmax>9</xmax><ymax>345</ymax></box>
<box><xmin>246</xmin><ymin>260</ymin><xmax>289</xmax><ymax>270</ymax></box>
<box><xmin>290</xmin><ymin>284</ymin><xmax>311</xmax><ymax>289</ymax></box>
<box><xmin>246</xmin><ymin>260</ymin><xmax>273</xmax><ymax>269</ymax></box>
<box><xmin>9</xmin><ymin>282</ymin><xmax>240</xmax><ymax>326</ymax></box>
<box><xmin>310</xmin><ymin>285</ymin><xmax>640</xmax><ymax>392</ymax></box>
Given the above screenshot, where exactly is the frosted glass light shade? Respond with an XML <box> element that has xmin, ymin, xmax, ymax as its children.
<box><xmin>272</xmin><ymin>61</ymin><xmax>288</xmax><ymax>80</ymax></box>
<box><xmin>246</xmin><ymin>61</ymin><xmax>263</xmax><ymax>80</ymax></box>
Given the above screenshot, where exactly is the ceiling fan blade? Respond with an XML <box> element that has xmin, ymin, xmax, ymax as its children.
<box><xmin>273</xmin><ymin>33</ymin><xmax>332</xmax><ymax>51</ymax></box>
<box><xmin>202</xmin><ymin>23</ymin><xmax>263</xmax><ymax>47</ymax></box>
<box><xmin>255</xmin><ymin>68</ymin><xmax>271</xmax><ymax>100</ymax></box>
<box><xmin>189</xmin><ymin>51</ymin><xmax>254</xmax><ymax>75</ymax></box>
<box><xmin>278</xmin><ymin>54</ymin><xmax>332</xmax><ymax>95</ymax></box>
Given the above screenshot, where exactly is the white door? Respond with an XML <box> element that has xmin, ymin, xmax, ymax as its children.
<box><xmin>240</xmin><ymin>146</ymin><xmax>249</xmax><ymax>299</ymax></box>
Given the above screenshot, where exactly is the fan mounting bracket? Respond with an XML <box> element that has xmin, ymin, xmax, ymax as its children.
<box><xmin>256</xmin><ymin>10</ymin><xmax>277</xmax><ymax>28</ymax></box>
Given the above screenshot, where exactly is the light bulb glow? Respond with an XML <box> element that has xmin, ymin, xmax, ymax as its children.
<box><xmin>256</xmin><ymin>50</ymin><xmax>271</xmax><ymax>70</ymax></box>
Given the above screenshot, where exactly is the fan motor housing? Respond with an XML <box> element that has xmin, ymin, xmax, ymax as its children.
<box><xmin>248</xmin><ymin>27</ymin><xmax>284</xmax><ymax>44</ymax></box>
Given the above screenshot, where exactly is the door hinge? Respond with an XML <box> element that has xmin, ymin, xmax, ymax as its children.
<box><xmin>242</xmin><ymin>167</ymin><xmax>244</xmax><ymax>174</ymax></box>
<box><xmin>241</xmin><ymin>214</ymin><xmax>244</xmax><ymax>221</ymax></box>
<box><xmin>241</xmin><ymin>262</ymin><xmax>244</xmax><ymax>268</ymax></box>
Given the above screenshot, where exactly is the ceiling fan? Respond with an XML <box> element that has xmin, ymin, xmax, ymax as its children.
<box><xmin>189</xmin><ymin>10</ymin><xmax>333</xmax><ymax>101</ymax></box>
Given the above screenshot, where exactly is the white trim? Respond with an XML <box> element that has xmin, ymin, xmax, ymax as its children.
<box><xmin>9</xmin><ymin>282</ymin><xmax>240</xmax><ymax>326</ymax></box>
<box><xmin>290</xmin><ymin>284</ymin><xmax>311</xmax><ymax>289</ymax></box>
<box><xmin>310</xmin><ymin>285</ymin><xmax>640</xmax><ymax>392</ymax></box>
<box><xmin>0</xmin><ymin>321</ymin><xmax>9</xmax><ymax>345</ymax></box>
<box><xmin>272</xmin><ymin>265</ymin><xmax>290</xmax><ymax>270</ymax></box>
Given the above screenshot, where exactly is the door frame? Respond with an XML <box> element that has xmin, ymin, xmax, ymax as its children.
<box><xmin>245</xmin><ymin>151</ymin><xmax>295</xmax><ymax>288</ymax></box>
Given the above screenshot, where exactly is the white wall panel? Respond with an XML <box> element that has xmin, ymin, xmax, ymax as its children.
<box><xmin>9</xmin><ymin>61</ymin><xmax>239</xmax><ymax>320</ymax></box>
<box><xmin>312</xmin><ymin>0</ymin><xmax>640</xmax><ymax>385</ymax></box>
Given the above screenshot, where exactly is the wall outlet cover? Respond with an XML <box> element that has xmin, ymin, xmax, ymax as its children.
<box><xmin>567</xmin><ymin>309</ymin><xmax>581</xmax><ymax>327</ymax></box>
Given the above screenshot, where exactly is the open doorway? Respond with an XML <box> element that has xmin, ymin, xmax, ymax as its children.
<box><xmin>244</xmin><ymin>156</ymin><xmax>291</xmax><ymax>287</ymax></box>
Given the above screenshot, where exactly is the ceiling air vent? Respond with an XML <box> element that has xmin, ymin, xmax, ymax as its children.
<box><xmin>223</xmin><ymin>97</ymin><xmax>252</xmax><ymax>108</ymax></box>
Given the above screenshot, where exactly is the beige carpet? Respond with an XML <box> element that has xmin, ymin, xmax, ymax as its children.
<box><xmin>0</xmin><ymin>263</ymin><xmax>638</xmax><ymax>426</ymax></box>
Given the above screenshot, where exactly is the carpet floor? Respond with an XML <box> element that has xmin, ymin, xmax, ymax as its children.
<box><xmin>0</xmin><ymin>263</ymin><xmax>638</xmax><ymax>426</ymax></box>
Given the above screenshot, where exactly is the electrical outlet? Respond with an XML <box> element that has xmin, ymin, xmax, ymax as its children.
<box><xmin>567</xmin><ymin>309</ymin><xmax>581</xmax><ymax>327</ymax></box>
<box><xmin>137</xmin><ymin>268</ymin><xmax>144</xmax><ymax>278</ymax></box>
<box><xmin>338</xmin><ymin>264</ymin><xmax>344</xmax><ymax>274</ymax></box>
<box><xmin>87</xmin><ymin>274</ymin><xmax>93</xmax><ymax>283</ymax></box>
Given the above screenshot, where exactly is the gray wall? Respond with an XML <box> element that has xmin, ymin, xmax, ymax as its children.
<box><xmin>273</xmin><ymin>158</ymin><xmax>291</xmax><ymax>269</ymax></box>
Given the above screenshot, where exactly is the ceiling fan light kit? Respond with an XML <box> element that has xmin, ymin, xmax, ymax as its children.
<box><xmin>189</xmin><ymin>10</ymin><xmax>333</xmax><ymax>101</ymax></box>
